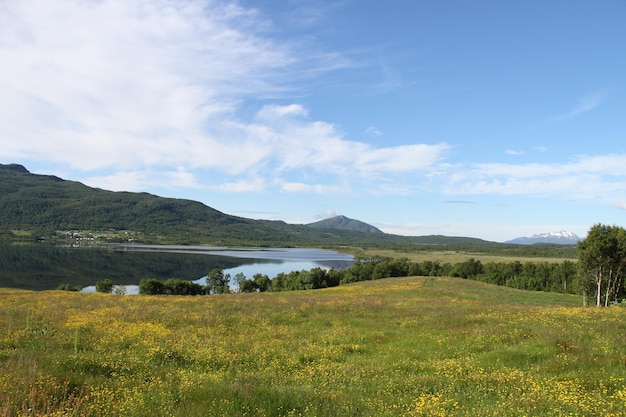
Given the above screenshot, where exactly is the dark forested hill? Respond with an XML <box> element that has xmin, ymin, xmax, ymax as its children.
<box><xmin>0</xmin><ymin>164</ymin><xmax>254</xmax><ymax>239</ymax></box>
<box><xmin>1</xmin><ymin>164</ymin><xmax>398</xmax><ymax>245</ymax></box>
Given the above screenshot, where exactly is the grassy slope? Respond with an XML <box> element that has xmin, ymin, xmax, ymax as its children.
<box><xmin>2</xmin><ymin>277</ymin><xmax>625</xmax><ymax>416</ymax></box>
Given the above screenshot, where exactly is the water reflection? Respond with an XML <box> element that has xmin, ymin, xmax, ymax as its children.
<box><xmin>0</xmin><ymin>243</ymin><xmax>353</xmax><ymax>291</ymax></box>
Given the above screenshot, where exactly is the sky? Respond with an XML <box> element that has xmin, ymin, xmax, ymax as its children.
<box><xmin>1</xmin><ymin>0</ymin><xmax>625</xmax><ymax>242</ymax></box>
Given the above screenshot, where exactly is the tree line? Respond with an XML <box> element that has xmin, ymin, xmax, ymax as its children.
<box><xmin>125</xmin><ymin>257</ymin><xmax>582</xmax><ymax>296</ymax></box>
<box><xmin>94</xmin><ymin>224</ymin><xmax>626</xmax><ymax>307</ymax></box>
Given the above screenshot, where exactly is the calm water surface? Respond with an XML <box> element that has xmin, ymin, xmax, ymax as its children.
<box><xmin>0</xmin><ymin>243</ymin><xmax>353</xmax><ymax>292</ymax></box>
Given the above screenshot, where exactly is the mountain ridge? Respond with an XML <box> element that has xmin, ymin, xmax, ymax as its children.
<box><xmin>306</xmin><ymin>215</ymin><xmax>383</xmax><ymax>234</ymax></box>
<box><xmin>505</xmin><ymin>231</ymin><xmax>581</xmax><ymax>245</ymax></box>
<box><xmin>0</xmin><ymin>163</ymin><xmax>534</xmax><ymax>249</ymax></box>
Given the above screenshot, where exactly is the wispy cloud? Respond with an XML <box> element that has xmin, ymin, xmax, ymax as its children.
<box><xmin>373</xmin><ymin>59</ymin><xmax>405</xmax><ymax>92</ymax></box>
<box><xmin>549</xmin><ymin>92</ymin><xmax>607</xmax><ymax>123</ymax></box>
<box><xmin>444</xmin><ymin>200</ymin><xmax>476</xmax><ymax>204</ymax></box>
<box><xmin>216</xmin><ymin>177</ymin><xmax>267</xmax><ymax>193</ymax></box>
<box><xmin>279</xmin><ymin>181</ymin><xmax>342</xmax><ymax>194</ymax></box>
<box><xmin>364</xmin><ymin>126</ymin><xmax>383</xmax><ymax>136</ymax></box>
<box><xmin>315</xmin><ymin>209</ymin><xmax>337</xmax><ymax>219</ymax></box>
<box><xmin>505</xmin><ymin>150</ymin><xmax>523</xmax><ymax>156</ymax></box>
<box><xmin>443</xmin><ymin>154</ymin><xmax>626</xmax><ymax>207</ymax></box>
<box><xmin>84</xmin><ymin>168</ymin><xmax>201</xmax><ymax>192</ymax></box>
<box><xmin>0</xmin><ymin>0</ymin><xmax>447</xmax><ymax>194</ymax></box>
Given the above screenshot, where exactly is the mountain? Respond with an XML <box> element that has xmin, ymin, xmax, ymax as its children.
<box><xmin>0</xmin><ymin>163</ymin><xmax>249</xmax><ymax>234</ymax></box>
<box><xmin>0</xmin><ymin>163</ymin><xmax>506</xmax><ymax>248</ymax></box>
<box><xmin>505</xmin><ymin>231</ymin><xmax>582</xmax><ymax>245</ymax></box>
<box><xmin>0</xmin><ymin>164</ymin><xmax>395</xmax><ymax>245</ymax></box>
<box><xmin>306</xmin><ymin>215</ymin><xmax>383</xmax><ymax>234</ymax></box>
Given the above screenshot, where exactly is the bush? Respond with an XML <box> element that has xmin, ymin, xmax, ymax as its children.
<box><xmin>139</xmin><ymin>278</ymin><xmax>165</xmax><ymax>295</ymax></box>
<box><xmin>139</xmin><ymin>278</ymin><xmax>203</xmax><ymax>295</ymax></box>
<box><xmin>95</xmin><ymin>279</ymin><xmax>114</xmax><ymax>293</ymax></box>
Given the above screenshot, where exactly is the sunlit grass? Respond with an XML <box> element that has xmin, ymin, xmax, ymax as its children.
<box><xmin>1</xmin><ymin>277</ymin><xmax>625</xmax><ymax>416</ymax></box>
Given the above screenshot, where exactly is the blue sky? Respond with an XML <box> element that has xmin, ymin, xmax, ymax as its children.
<box><xmin>1</xmin><ymin>0</ymin><xmax>624</xmax><ymax>242</ymax></box>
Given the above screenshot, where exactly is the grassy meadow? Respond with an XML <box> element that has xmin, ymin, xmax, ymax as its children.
<box><xmin>2</xmin><ymin>277</ymin><xmax>626</xmax><ymax>416</ymax></box>
<box><xmin>357</xmin><ymin>249</ymin><xmax>576</xmax><ymax>264</ymax></box>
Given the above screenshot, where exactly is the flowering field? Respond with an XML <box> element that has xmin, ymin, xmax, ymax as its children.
<box><xmin>1</xmin><ymin>277</ymin><xmax>626</xmax><ymax>416</ymax></box>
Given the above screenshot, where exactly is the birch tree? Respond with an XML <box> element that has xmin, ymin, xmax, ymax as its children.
<box><xmin>578</xmin><ymin>224</ymin><xmax>626</xmax><ymax>307</ymax></box>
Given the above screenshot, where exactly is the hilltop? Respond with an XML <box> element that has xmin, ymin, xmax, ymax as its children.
<box><xmin>306</xmin><ymin>215</ymin><xmax>383</xmax><ymax>234</ymax></box>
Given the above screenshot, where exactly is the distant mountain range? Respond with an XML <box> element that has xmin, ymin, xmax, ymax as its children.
<box><xmin>505</xmin><ymin>231</ymin><xmax>582</xmax><ymax>245</ymax></box>
<box><xmin>307</xmin><ymin>215</ymin><xmax>383</xmax><ymax>234</ymax></box>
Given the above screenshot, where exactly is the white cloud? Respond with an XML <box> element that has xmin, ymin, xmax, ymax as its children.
<box><xmin>354</xmin><ymin>143</ymin><xmax>450</xmax><ymax>174</ymax></box>
<box><xmin>84</xmin><ymin>168</ymin><xmax>200</xmax><ymax>192</ymax></box>
<box><xmin>280</xmin><ymin>181</ymin><xmax>341</xmax><ymax>194</ymax></box>
<box><xmin>444</xmin><ymin>154</ymin><xmax>626</xmax><ymax>206</ymax></box>
<box><xmin>505</xmin><ymin>150</ymin><xmax>523</xmax><ymax>156</ymax></box>
<box><xmin>0</xmin><ymin>0</ymin><xmax>448</xmax><ymax>194</ymax></box>
<box><xmin>217</xmin><ymin>177</ymin><xmax>266</xmax><ymax>193</ymax></box>
<box><xmin>315</xmin><ymin>209</ymin><xmax>337</xmax><ymax>220</ymax></box>
<box><xmin>0</xmin><ymin>0</ymin><xmax>298</xmax><ymax>170</ymax></box>
<box><xmin>83</xmin><ymin>171</ymin><xmax>148</xmax><ymax>192</ymax></box>
<box><xmin>256</xmin><ymin>104</ymin><xmax>308</xmax><ymax>121</ymax></box>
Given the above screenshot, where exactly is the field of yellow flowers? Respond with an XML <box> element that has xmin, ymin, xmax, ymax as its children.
<box><xmin>1</xmin><ymin>276</ymin><xmax>626</xmax><ymax>416</ymax></box>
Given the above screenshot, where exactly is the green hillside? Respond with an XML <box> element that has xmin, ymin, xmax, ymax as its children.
<box><xmin>0</xmin><ymin>164</ymin><xmax>489</xmax><ymax>246</ymax></box>
<box><xmin>0</xmin><ymin>164</ymin><xmax>347</xmax><ymax>244</ymax></box>
<box><xmin>0</xmin><ymin>164</ymin><xmax>260</xmax><ymax>238</ymax></box>
<box><xmin>0</xmin><ymin>164</ymin><xmax>578</xmax><ymax>257</ymax></box>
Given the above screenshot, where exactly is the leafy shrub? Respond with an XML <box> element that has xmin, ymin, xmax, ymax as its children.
<box><xmin>95</xmin><ymin>279</ymin><xmax>114</xmax><ymax>293</ymax></box>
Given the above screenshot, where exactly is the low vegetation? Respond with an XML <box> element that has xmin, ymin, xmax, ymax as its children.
<box><xmin>131</xmin><ymin>257</ymin><xmax>581</xmax><ymax>300</ymax></box>
<box><xmin>2</xmin><ymin>278</ymin><xmax>626</xmax><ymax>416</ymax></box>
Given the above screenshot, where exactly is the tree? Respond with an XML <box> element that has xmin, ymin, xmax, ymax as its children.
<box><xmin>95</xmin><ymin>279</ymin><xmax>114</xmax><ymax>293</ymax></box>
<box><xmin>139</xmin><ymin>278</ymin><xmax>165</xmax><ymax>295</ymax></box>
<box><xmin>234</xmin><ymin>272</ymin><xmax>247</xmax><ymax>293</ymax></box>
<box><xmin>239</xmin><ymin>279</ymin><xmax>258</xmax><ymax>293</ymax></box>
<box><xmin>451</xmin><ymin>258</ymin><xmax>483</xmax><ymax>279</ymax></box>
<box><xmin>113</xmin><ymin>285</ymin><xmax>127</xmax><ymax>295</ymax></box>
<box><xmin>205</xmin><ymin>269</ymin><xmax>230</xmax><ymax>294</ymax></box>
<box><xmin>163</xmin><ymin>278</ymin><xmax>203</xmax><ymax>295</ymax></box>
<box><xmin>253</xmin><ymin>273</ymin><xmax>271</xmax><ymax>292</ymax></box>
<box><xmin>578</xmin><ymin>224</ymin><xmax>626</xmax><ymax>307</ymax></box>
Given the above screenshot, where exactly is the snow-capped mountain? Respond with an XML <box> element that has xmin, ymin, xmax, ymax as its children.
<box><xmin>505</xmin><ymin>231</ymin><xmax>582</xmax><ymax>245</ymax></box>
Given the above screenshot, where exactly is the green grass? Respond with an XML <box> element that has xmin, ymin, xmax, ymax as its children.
<box><xmin>1</xmin><ymin>277</ymin><xmax>625</xmax><ymax>416</ymax></box>
<box><xmin>359</xmin><ymin>248</ymin><xmax>577</xmax><ymax>263</ymax></box>
<box><xmin>9</xmin><ymin>230</ymin><xmax>32</xmax><ymax>237</ymax></box>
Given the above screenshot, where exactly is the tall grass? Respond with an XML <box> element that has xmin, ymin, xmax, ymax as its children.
<box><xmin>1</xmin><ymin>278</ymin><xmax>625</xmax><ymax>416</ymax></box>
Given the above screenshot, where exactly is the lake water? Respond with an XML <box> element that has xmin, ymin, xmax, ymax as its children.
<box><xmin>0</xmin><ymin>243</ymin><xmax>353</xmax><ymax>292</ymax></box>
